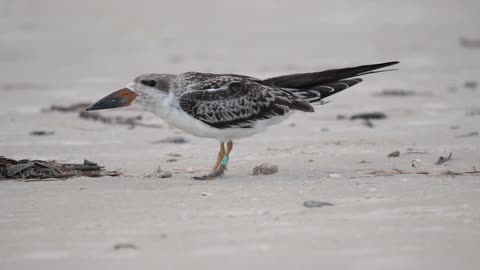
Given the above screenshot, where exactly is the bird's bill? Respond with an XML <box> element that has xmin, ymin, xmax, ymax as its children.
<box><xmin>86</xmin><ymin>88</ymin><xmax>138</xmax><ymax>111</ymax></box>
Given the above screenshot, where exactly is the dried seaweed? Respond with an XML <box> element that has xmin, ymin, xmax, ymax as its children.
<box><xmin>367</xmin><ymin>168</ymin><xmax>479</xmax><ymax>177</ymax></box>
<box><xmin>464</xmin><ymin>81</ymin><xmax>478</xmax><ymax>89</ymax></box>
<box><xmin>303</xmin><ymin>200</ymin><xmax>334</xmax><ymax>208</ymax></box>
<box><xmin>152</xmin><ymin>136</ymin><xmax>188</xmax><ymax>144</ymax></box>
<box><xmin>350</xmin><ymin>112</ymin><xmax>387</xmax><ymax>121</ymax></box>
<box><xmin>43</xmin><ymin>103</ymin><xmax>91</xmax><ymax>112</ymax></box>
<box><xmin>456</xmin><ymin>132</ymin><xmax>479</xmax><ymax>138</ymax></box>
<box><xmin>30</xmin><ymin>130</ymin><xmax>55</xmax><ymax>136</ymax></box>
<box><xmin>43</xmin><ymin>102</ymin><xmax>162</xmax><ymax>129</ymax></box>
<box><xmin>0</xmin><ymin>156</ymin><xmax>120</xmax><ymax>181</ymax></box>
<box><xmin>460</xmin><ymin>37</ymin><xmax>480</xmax><ymax>48</ymax></box>
<box><xmin>405</xmin><ymin>151</ymin><xmax>428</xmax><ymax>155</ymax></box>
<box><xmin>79</xmin><ymin>111</ymin><xmax>162</xmax><ymax>129</ymax></box>
<box><xmin>376</xmin><ymin>89</ymin><xmax>416</xmax><ymax>97</ymax></box>
<box><xmin>350</xmin><ymin>112</ymin><xmax>387</xmax><ymax>128</ymax></box>
<box><xmin>113</xmin><ymin>243</ymin><xmax>137</xmax><ymax>251</ymax></box>
<box><xmin>388</xmin><ymin>151</ymin><xmax>401</xmax><ymax>158</ymax></box>
<box><xmin>435</xmin><ymin>152</ymin><xmax>453</xmax><ymax>165</ymax></box>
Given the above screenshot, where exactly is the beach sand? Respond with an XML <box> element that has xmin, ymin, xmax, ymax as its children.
<box><xmin>1</xmin><ymin>0</ymin><xmax>480</xmax><ymax>269</ymax></box>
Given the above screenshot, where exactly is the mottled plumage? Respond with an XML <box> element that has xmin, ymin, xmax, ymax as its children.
<box><xmin>88</xmin><ymin>61</ymin><xmax>399</xmax><ymax>179</ymax></box>
<box><xmin>179</xmin><ymin>80</ymin><xmax>313</xmax><ymax>129</ymax></box>
<box><xmin>167</xmin><ymin>62</ymin><xmax>397</xmax><ymax>131</ymax></box>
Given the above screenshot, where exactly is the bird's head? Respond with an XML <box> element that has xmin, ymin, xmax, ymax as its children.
<box><xmin>86</xmin><ymin>74</ymin><xmax>175</xmax><ymax>111</ymax></box>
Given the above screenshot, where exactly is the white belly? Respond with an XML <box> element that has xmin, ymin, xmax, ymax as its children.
<box><xmin>145</xmin><ymin>95</ymin><xmax>293</xmax><ymax>142</ymax></box>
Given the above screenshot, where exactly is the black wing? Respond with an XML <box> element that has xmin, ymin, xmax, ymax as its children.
<box><xmin>261</xmin><ymin>61</ymin><xmax>398</xmax><ymax>104</ymax></box>
<box><xmin>179</xmin><ymin>80</ymin><xmax>313</xmax><ymax>129</ymax></box>
<box><xmin>262</xmin><ymin>61</ymin><xmax>399</xmax><ymax>89</ymax></box>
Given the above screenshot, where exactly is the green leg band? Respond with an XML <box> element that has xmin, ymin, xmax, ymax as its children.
<box><xmin>220</xmin><ymin>155</ymin><xmax>229</xmax><ymax>168</ymax></box>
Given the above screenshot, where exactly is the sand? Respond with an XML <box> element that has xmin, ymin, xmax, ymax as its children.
<box><xmin>1</xmin><ymin>0</ymin><xmax>480</xmax><ymax>269</ymax></box>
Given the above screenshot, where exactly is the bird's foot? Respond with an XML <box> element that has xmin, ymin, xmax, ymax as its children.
<box><xmin>192</xmin><ymin>166</ymin><xmax>225</xmax><ymax>181</ymax></box>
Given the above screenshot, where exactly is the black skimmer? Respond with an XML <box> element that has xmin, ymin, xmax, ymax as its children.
<box><xmin>87</xmin><ymin>61</ymin><xmax>399</xmax><ymax>180</ymax></box>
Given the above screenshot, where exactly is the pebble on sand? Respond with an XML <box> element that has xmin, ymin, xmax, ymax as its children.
<box><xmin>435</xmin><ymin>152</ymin><xmax>453</xmax><ymax>165</ymax></box>
<box><xmin>464</xmin><ymin>80</ymin><xmax>478</xmax><ymax>89</ymax></box>
<box><xmin>146</xmin><ymin>166</ymin><xmax>173</xmax><ymax>178</ymax></box>
<box><xmin>388</xmin><ymin>151</ymin><xmax>401</xmax><ymax>158</ymax></box>
<box><xmin>252</xmin><ymin>163</ymin><xmax>279</xmax><ymax>175</ymax></box>
<box><xmin>30</xmin><ymin>130</ymin><xmax>55</xmax><ymax>136</ymax></box>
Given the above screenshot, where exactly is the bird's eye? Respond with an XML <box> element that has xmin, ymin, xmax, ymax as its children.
<box><xmin>141</xmin><ymin>79</ymin><xmax>157</xmax><ymax>87</ymax></box>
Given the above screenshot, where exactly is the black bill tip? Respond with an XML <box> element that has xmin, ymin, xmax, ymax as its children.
<box><xmin>86</xmin><ymin>88</ymin><xmax>138</xmax><ymax>111</ymax></box>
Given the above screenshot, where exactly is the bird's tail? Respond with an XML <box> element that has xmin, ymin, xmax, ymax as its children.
<box><xmin>290</xmin><ymin>78</ymin><xmax>363</xmax><ymax>104</ymax></box>
<box><xmin>262</xmin><ymin>61</ymin><xmax>399</xmax><ymax>104</ymax></box>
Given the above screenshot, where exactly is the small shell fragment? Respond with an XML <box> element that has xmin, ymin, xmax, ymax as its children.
<box><xmin>252</xmin><ymin>163</ymin><xmax>279</xmax><ymax>175</ymax></box>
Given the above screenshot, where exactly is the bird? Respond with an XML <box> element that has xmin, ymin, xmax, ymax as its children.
<box><xmin>87</xmin><ymin>61</ymin><xmax>399</xmax><ymax>180</ymax></box>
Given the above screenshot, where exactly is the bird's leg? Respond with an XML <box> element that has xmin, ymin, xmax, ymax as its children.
<box><xmin>212</xmin><ymin>143</ymin><xmax>226</xmax><ymax>172</ymax></box>
<box><xmin>209</xmin><ymin>141</ymin><xmax>234</xmax><ymax>178</ymax></box>
<box><xmin>193</xmin><ymin>143</ymin><xmax>226</xmax><ymax>180</ymax></box>
<box><xmin>220</xmin><ymin>141</ymin><xmax>234</xmax><ymax>170</ymax></box>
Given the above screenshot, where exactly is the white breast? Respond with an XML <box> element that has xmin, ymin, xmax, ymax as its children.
<box><xmin>144</xmin><ymin>95</ymin><xmax>293</xmax><ymax>142</ymax></box>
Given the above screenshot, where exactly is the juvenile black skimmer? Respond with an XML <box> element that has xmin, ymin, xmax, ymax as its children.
<box><xmin>87</xmin><ymin>61</ymin><xmax>399</xmax><ymax>180</ymax></box>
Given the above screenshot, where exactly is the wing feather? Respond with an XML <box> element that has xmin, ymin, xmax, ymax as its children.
<box><xmin>179</xmin><ymin>80</ymin><xmax>312</xmax><ymax>129</ymax></box>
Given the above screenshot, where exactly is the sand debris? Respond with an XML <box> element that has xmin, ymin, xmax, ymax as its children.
<box><xmin>303</xmin><ymin>200</ymin><xmax>334</xmax><ymax>208</ymax></box>
<box><xmin>376</xmin><ymin>89</ymin><xmax>416</xmax><ymax>97</ymax></box>
<box><xmin>79</xmin><ymin>111</ymin><xmax>162</xmax><ymax>129</ymax></box>
<box><xmin>456</xmin><ymin>132</ymin><xmax>479</xmax><ymax>138</ymax></box>
<box><xmin>405</xmin><ymin>151</ymin><xmax>428</xmax><ymax>155</ymax></box>
<box><xmin>367</xmin><ymin>168</ymin><xmax>479</xmax><ymax>177</ymax></box>
<box><xmin>350</xmin><ymin>112</ymin><xmax>387</xmax><ymax>121</ymax></box>
<box><xmin>145</xmin><ymin>166</ymin><xmax>172</xmax><ymax>178</ymax></box>
<box><xmin>30</xmin><ymin>130</ymin><xmax>55</xmax><ymax>136</ymax></box>
<box><xmin>460</xmin><ymin>36</ymin><xmax>480</xmax><ymax>48</ymax></box>
<box><xmin>152</xmin><ymin>136</ymin><xmax>188</xmax><ymax>144</ymax></box>
<box><xmin>43</xmin><ymin>102</ymin><xmax>90</xmax><ymax>112</ymax></box>
<box><xmin>466</xmin><ymin>109</ymin><xmax>480</xmax><ymax>117</ymax></box>
<box><xmin>411</xmin><ymin>159</ymin><xmax>422</xmax><ymax>168</ymax></box>
<box><xmin>435</xmin><ymin>152</ymin><xmax>453</xmax><ymax>165</ymax></box>
<box><xmin>160</xmin><ymin>171</ymin><xmax>173</xmax><ymax>178</ymax></box>
<box><xmin>388</xmin><ymin>151</ymin><xmax>401</xmax><ymax>158</ymax></box>
<box><xmin>464</xmin><ymin>81</ymin><xmax>478</xmax><ymax>89</ymax></box>
<box><xmin>370</xmin><ymin>169</ymin><xmax>400</xmax><ymax>176</ymax></box>
<box><xmin>0</xmin><ymin>157</ymin><xmax>120</xmax><ymax>180</ymax></box>
<box><xmin>252</xmin><ymin>163</ymin><xmax>279</xmax><ymax>175</ymax></box>
<box><xmin>350</xmin><ymin>112</ymin><xmax>387</xmax><ymax>128</ymax></box>
<box><xmin>113</xmin><ymin>243</ymin><xmax>137</xmax><ymax>251</ymax></box>
<box><xmin>44</xmin><ymin>102</ymin><xmax>162</xmax><ymax>128</ymax></box>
